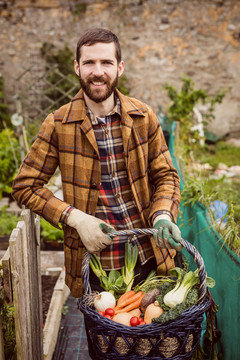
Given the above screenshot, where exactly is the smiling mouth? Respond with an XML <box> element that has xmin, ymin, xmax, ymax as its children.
<box><xmin>91</xmin><ymin>81</ymin><xmax>106</xmax><ymax>86</ymax></box>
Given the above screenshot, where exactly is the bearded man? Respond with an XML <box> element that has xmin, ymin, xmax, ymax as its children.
<box><xmin>12</xmin><ymin>28</ymin><xmax>181</xmax><ymax>297</ymax></box>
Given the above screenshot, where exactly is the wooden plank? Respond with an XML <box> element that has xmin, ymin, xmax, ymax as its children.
<box><xmin>43</xmin><ymin>269</ymin><xmax>70</xmax><ymax>360</ymax></box>
<box><xmin>1</xmin><ymin>247</ymin><xmax>13</xmax><ymax>304</ymax></box>
<box><xmin>21</xmin><ymin>210</ymin><xmax>43</xmax><ymax>360</ymax></box>
<box><xmin>9</xmin><ymin>225</ymin><xmax>30</xmax><ymax>360</ymax></box>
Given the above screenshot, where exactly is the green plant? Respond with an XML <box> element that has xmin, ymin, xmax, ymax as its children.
<box><xmin>181</xmin><ymin>174</ymin><xmax>240</xmax><ymax>256</ymax></box>
<box><xmin>217</xmin><ymin>203</ymin><xmax>240</xmax><ymax>257</ymax></box>
<box><xmin>0</xmin><ymin>129</ymin><xmax>21</xmax><ymax>198</ymax></box>
<box><xmin>0</xmin><ymin>74</ymin><xmax>11</xmax><ymax>130</ymax></box>
<box><xmin>193</xmin><ymin>141</ymin><xmax>240</xmax><ymax>168</ymax></box>
<box><xmin>0</xmin><ymin>266</ymin><xmax>16</xmax><ymax>358</ymax></box>
<box><xmin>72</xmin><ymin>3</ymin><xmax>87</xmax><ymax>17</ymax></box>
<box><xmin>40</xmin><ymin>218</ymin><xmax>63</xmax><ymax>242</ymax></box>
<box><xmin>0</xmin><ymin>206</ymin><xmax>20</xmax><ymax>237</ymax></box>
<box><xmin>164</xmin><ymin>76</ymin><xmax>226</xmax><ymax>157</ymax></box>
<box><xmin>117</xmin><ymin>74</ymin><xmax>130</xmax><ymax>95</ymax></box>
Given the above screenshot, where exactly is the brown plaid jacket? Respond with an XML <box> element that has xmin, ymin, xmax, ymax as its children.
<box><xmin>12</xmin><ymin>89</ymin><xmax>180</xmax><ymax>297</ymax></box>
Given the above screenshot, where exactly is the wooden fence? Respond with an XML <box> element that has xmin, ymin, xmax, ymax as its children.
<box><xmin>0</xmin><ymin>209</ymin><xmax>43</xmax><ymax>360</ymax></box>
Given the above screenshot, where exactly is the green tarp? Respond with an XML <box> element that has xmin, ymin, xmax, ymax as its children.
<box><xmin>167</xmin><ymin>122</ymin><xmax>240</xmax><ymax>360</ymax></box>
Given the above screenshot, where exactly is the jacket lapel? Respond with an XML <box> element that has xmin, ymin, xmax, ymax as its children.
<box><xmin>62</xmin><ymin>89</ymin><xmax>99</xmax><ymax>158</ymax></box>
<box><xmin>80</xmin><ymin>116</ymin><xmax>100</xmax><ymax>158</ymax></box>
<box><xmin>117</xmin><ymin>90</ymin><xmax>145</xmax><ymax>157</ymax></box>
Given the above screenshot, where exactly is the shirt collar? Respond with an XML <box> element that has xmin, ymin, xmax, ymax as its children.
<box><xmin>86</xmin><ymin>93</ymin><xmax>121</xmax><ymax>125</ymax></box>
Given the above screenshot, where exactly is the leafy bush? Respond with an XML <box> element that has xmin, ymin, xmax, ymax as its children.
<box><xmin>164</xmin><ymin>75</ymin><xmax>226</xmax><ymax>156</ymax></box>
<box><xmin>0</xmin><ymin>284</ymin><xmax>16</xmax><ymax>359</ymax></box>
<box><xmin>164</xmin><ymin>76</ymin><xmax>240</xmax><ymax>256</ymax></box>
<box><xmin>0</xmin><ymin>206</ymin><xmax>20</xmax><ymax>236</ymax></box>
<box><xmin>0</xmin><ymin>73</ymin><xmax>11</xmax><ymax>130</ymax></box>
<box><xmin>40</xmin><ymin>218</ymin><xmax>63</xmax><ymax>242</ymax></box>
<box><xmin>0</xmin><ymin>129</ymin><xmax>21</xmax><ymax>198</ymax></box>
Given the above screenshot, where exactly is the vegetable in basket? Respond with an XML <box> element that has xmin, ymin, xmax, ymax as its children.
<box><xmin>90</xmin><ymin>242</ymin><xmax>138</xmax><ymax>295</ymax></box>
<box><xmin>90</xmin><ymin>253</ymin><xmax>127</xmax><ymax>295</ymax></box>
<box><xmin>94</xmin><ymin>291</ymin><xmax>116</xmax><ymax>312</ymax></box>
<box><xmin>163</xmin><ymin>267</ymin><xmax>215</xmax><ymax>308</ymax></box>
<box><xmin>152</xmin><ymin>267</ymin><xmax>216</xmax><ymax>324</ymax></box>
<box><xmin>114</xmin><ymin>291</ymin><xmax>144</xmax><ymax>314</ymax></box>
<box><xmin>121</xmin><ymin>242</ymin><xmax>139</xmax><ymax>292</ymax></box>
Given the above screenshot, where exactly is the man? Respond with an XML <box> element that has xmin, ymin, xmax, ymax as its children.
<box><xmin>12</xmin><ymin>28</ymin><xmax>181</xmax><ymax>297</ymax></box>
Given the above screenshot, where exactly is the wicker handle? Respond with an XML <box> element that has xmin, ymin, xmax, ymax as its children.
<box><xmin>81</xmin><ymin>228</ymin><xmax>207</xmax><ymax>304</ymax></box>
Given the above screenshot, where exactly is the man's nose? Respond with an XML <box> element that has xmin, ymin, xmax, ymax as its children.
<box><xmin>92</xmin><ymin>63</ymin><xmax>104</xmax><ymax>77</ymax></box>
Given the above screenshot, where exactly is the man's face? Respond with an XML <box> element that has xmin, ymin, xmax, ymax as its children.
<box><xmin>74</xmin><ymin>42</ymin><xmax>124</xmax><ymax>103</ymax></box>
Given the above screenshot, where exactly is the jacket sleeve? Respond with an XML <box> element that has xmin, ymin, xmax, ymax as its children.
<box><xmin>147</xmin><ymin>107</ymin><xmax>181</xmax><ymax>223</ymax></box>
<box><xmin>12</xmin><ymin>113</ymin><xmax>70</xmax><ymax>228</ymax></box>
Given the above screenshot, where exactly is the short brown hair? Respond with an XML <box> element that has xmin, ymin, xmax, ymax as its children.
<box><xmin>76</xmin><ymin>28</ymin><xmax>122</xmax><ymax>64</ymax></box>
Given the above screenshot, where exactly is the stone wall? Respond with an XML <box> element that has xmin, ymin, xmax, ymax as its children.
<box><xmin>0</xmin><ymin>0</ymin><xmax>240</xmax><ymax>136</ymax></box>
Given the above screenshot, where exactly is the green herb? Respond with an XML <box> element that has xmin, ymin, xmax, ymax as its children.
<box><xmin>133</xmin><ymin>270</ymin><xmax>174</xmax><ymax>293</ymax></box>
<box><xmin>89</xmin><ymin>254</ymin><xmax>127</xmax><ymax>296</ymax></box>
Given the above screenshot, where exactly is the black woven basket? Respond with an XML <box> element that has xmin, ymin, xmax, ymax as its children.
<box><xmin>78</xmin><ymin>230</ymin><xmax>211</xmax><ymax>360</ymax></box>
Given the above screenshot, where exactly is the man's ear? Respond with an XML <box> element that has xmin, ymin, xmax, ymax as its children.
<box><xmin>118</xmin><ymin>60</ymin><xmax>124</xmax><ymax>77</ymax></box>
<box><xmin>74</xmin><ymin>60</ymin><xmax>80</xmax><ymax>76</ymax></box>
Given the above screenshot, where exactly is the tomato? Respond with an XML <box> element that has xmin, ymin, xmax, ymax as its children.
<box><xmin>130</xmin><ymin>316</ymin><xmax>140</xmax><ymax>326</ymax></box>
<box><xmin>98</xmin><ymin>311</ymin><xmax>105</xmax><ymax>316</ymax></box>
<box><xmin>104</xmin><ymin>314</ymin><xmax>112</xmax><ymax>320</ymax></box>
<box><xmin>105</xmin><ymin>308</ymin><xmax>115</xmax><ymax>317</ymax></box>
<box><xmin>138</xmin><ymin>319</ymin><xmax>146</xmax><ymax>325</ymax></box>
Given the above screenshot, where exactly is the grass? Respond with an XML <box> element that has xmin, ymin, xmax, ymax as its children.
<box><xmin>193</xmin><ymin>141</ymin><xmax>240</xmax><ymax>168</ymax></box>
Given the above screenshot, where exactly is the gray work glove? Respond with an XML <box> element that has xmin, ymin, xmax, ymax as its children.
<box><xmin>66</xmin><ymin>209</ymin><xmax>115</xmax><ymax>253</ymax></box>
<box><xmin>153</xmin><ymin>214</ymin><xmax>182</xmax><ymax>251</ymax></box>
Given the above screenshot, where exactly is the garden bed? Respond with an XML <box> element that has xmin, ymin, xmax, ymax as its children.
<box><xmin>42</xmin><ymin>274</ymin><xmax>59</xmax><ymax>324</ymax></box>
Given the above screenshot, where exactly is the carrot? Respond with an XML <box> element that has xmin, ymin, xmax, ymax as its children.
<box><xmin>115</xmin><ymin>291</ymin><xmax>143</xmax><ymax>311</ymax></box>
<box><xmin>117</xmin><ymin>290</ymin><xmax>136</xmax><ymax>308</ymax></box>
<box><xmin>114</xmin><ymin>293</ymin><xmax>145</xmax><ymax>314</ymax></box>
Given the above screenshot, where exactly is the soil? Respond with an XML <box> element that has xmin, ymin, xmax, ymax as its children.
<box><xmin>41</xmin><ymin>274</ymin><xmax>59</xmax><ymax>324</ymax></box>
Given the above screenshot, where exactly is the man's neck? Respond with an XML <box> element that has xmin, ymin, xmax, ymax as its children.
<box><xmin>83</xmin><ymin>93</ymin><xmax>115</xmax><ymax>117</ymax></box>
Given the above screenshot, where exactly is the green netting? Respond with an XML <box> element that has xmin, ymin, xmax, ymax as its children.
<box><xmin>167</xmin><ymin>122</ymin><xmax>240</xmax><ymax>360</ymax></box>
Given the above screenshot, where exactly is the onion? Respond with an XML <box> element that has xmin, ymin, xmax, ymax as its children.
<box><xmin>93</xmin><ymin>291</ymin><xmax>116</xmax><ymax>312</ymax></box>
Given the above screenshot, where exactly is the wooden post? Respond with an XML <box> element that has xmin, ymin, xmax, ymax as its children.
<box><xmin>21</xmin><ymin>210</ymin><xmax>43</xmax><ymax>360</ymax></box>
<box><xmin>1</xmin><ymin>248</ymin><xmax>13</xmax><ymax>304</ymax></box>
<box><xmin>9</xmin><ymin>225</ymin><xmax>31</xmax><ymax>359</ymax></box>
<box><xmin>9</xmin><ymin>210</ymin><xmax>43</xmax><ymax>360</ymax></box>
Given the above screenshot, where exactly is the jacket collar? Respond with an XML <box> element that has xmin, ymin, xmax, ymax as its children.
<box><xmin>62</xmin><ymin>89</ymin><xmax>146</xmax><ymax>124</ymax></box>
<box><xmin>61</xmin><ymin>89</ymin><xmax>147</xmax><ymax>157</ymax></box>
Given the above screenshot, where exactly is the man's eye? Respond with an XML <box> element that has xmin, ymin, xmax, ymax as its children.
<box><xmin>103</xmin><ymin>61</ymin><xmax>114</xmax><ymax>65</ymax></box>
<box><xmin>83</xmin><ymin>61</ymin><xmax>94</xmax><ymax>65</ymax></box>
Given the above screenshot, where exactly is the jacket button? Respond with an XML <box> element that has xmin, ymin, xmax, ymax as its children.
<box><xmin>91</xmin><ymin>183</ymin><xmax>100</xmax><ymax>189</ymax></box>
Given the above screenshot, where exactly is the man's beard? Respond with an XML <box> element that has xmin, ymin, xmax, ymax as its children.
<box><xmin>78</xmin><ymin>73</ymin><xmax>118</xmax><ymax>103</ymax></box>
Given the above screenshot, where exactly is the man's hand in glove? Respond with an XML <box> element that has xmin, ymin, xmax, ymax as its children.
<box><xmin>66</xmin><ymin>208</ymin><xmax>115</xmax><ymax>253</ymax></box>
<box><xmin>153</xmin><ymin>214</ymin><xmax>182</xmax><ymax>251</ymax></box>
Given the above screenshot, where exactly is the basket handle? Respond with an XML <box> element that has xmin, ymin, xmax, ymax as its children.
<box><xmin>81</xmin><ymin>229</ymin><xmax>207</xmax><ymax>304</ymax></box>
